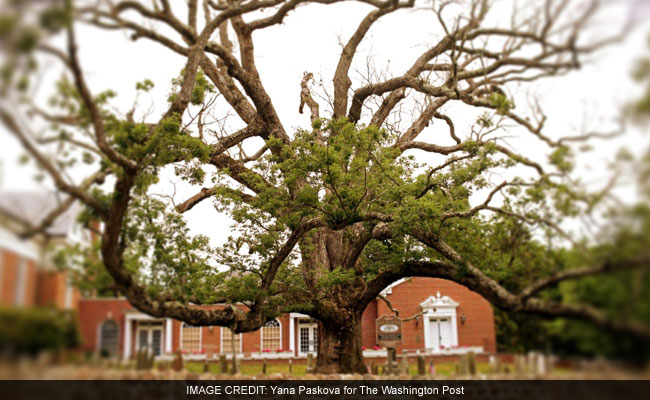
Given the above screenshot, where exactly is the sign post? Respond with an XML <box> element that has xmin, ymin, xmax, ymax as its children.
<box><xmin>376</xmin><ymin>315</ymin><xmax>403</xmax><ymax>375</ymax></box>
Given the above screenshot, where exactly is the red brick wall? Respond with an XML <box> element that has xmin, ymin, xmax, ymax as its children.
<box><xmin>22</xmin><ymin>259</ymin><xmax>37</xmax><ymax>307</ymax></box>
<box><xmin>361</xmin><ymin>300</ymin><xmax>377</xmax><ymax>348</ymax></box>
<box><xmin>200</xmin><ymin>325</ymin><xmax>220</xmax><ymax>356</ymax></box>
<box><xmin>77</xmin><ymin>298</ymin><xmax>134</xmax><ymax>353</ymax></box>
<box><xmin>363</xmin><ymin>277</ymin><xmax>496</xmax><ymax>352</ymax></box>
<box><xmin>0</xmin><ymin>249</ymin><xmax>18</xmax><ymax>306</ymax></box>
<box><xmin>36</xmin><ymin>270</ymin><xmax>67</xmax><ymax>308</ymax></box>
<box><xmin>76</xmin><ymin>278</ymin><xmax>496</xmax><ymax>356</ymax></box>
<box><xmin>164</xmin><ymin>312</ymin><xmax>294</xmax><ymax>356</ymax></box>
<box><xmin>0</xmin><ymin>250</ymin><xmax>38</xmax><ymax>307</ymax></box>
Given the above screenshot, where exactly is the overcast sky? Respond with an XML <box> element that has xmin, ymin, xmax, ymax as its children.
<box><xmin>1</xmin><ymin>0</ymin><xmax>649</xmax><ymax>247</ymax></box>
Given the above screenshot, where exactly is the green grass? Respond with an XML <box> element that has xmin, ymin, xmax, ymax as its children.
<box><xmin>185</xmin><ymin>361</ymin><xmax>307</xmax><ymax>376</ymax></box>
<box><xmin>184</xmin><ymin>361</ymin><xmax>507</xmax><ymax>376</ymax></box>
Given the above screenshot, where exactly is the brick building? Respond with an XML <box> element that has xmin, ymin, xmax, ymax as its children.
<box><xmin>0</xmin><ymin>192</ymin><xmax>496</xmax><ymax>360</ymax></box>
<box><xmin>78</xmin><ymin>277</ymin><xmax>496</xmax><ymax>360</ymax></box>
<box><xmin>0</xmin><ymin>192</ymin><xmax>81</xmax><ymax>310</ymax></box>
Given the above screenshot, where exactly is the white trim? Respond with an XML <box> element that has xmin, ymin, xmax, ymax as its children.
<box><xmin>124</xmin><ymin>312</ymin><xmax>164</xmax><ymax>359</ymax></box>
<box><xmin>165</xmin><ymin>319</ymin><xmax>173</xmax><ymax>353</ymax></box>
<box><xmin>134</xmin><ymin>321</ymin><xmax>164</xmax><ymax>357</ymax></box>
<box><xmin>380</xmin><ymin>277</ymin><xmax>408</xmax><ymax>295</ymax></box>
<box><xmin>297</xmin><ymin>319</ymin><xmax>318</xmax><ymax>356</ymax></box>
<box><xmin>289</xmin><ymin>312</ymin><xmax>309</xmax><ymax>318</ymax></box>
<box><xmin>420</xmin><ymin>291</ymin><xmax>459</xmax><ymax>352</ymax></box>
<box><xmin>290</xmin><ymin>312</ymin><xmax>309</xmax><ymax>354</ymax></box>
<box><xmin>124</xmin><ymin>317</ymin><xmax>131</xmax><ymax>359</ymax></box>
<box><xmin>260</xmin><ymin>319</ymin><xmax>282</xmax><ymax>351</ymax></box>
<box><xmin>289</xmin><ymin>317</ymin><xmax>295</xmax><ymax>353</ymax></box>
<box><xmin>180</xmin><ymin>322</ymin><xmax>203</xmax><ymax>352</ymax></box>
<box><xmin>220</xmin><ymin>327</ymin><xmax>242</xmax><ymax>354</ymax></box>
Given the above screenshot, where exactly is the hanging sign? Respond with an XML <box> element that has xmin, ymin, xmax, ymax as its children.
<box><xmin>376</xmin><ymin>314</ymin><xmax>403</xmax><ymax>347</ymax></box>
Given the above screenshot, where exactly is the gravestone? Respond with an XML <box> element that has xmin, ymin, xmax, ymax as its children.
<box><xmin>514</xmin><ymin>354</ymin><xmax>526</xmax><ymax>377</ymax></box>
<box><xmin>417</xmin><ymin>356</ymin><xmax>426</xmax><ymax>376</ymax></box>
<box><xmin>400</xmin><ymin>351</ymin><xmax>409</xmax><ymax>375</ymax></box>
<box><xmin>386</xmin><ymin>348</ymin><xmax>395</xmax><ymax>375</ymax></box>
<box><xmin>219</xmin><ymin>355</ymin><xmax>228</xmax><ymax>374</ymax></box>
<box><xmin>546</xmin><ymin>355</ymin><xmax>555</xmax><ymax>375</ymax></box>
<box><xmin>537</xmin><ymin>353</ymin><xmax>546</xmax><ymax>375</ymax></box>
<box><xmin>528</xmin><ymin>352</ymin><xmax>536</xmax><ymax>373</ymax></box>
<box><xmin>459</xmin><ymin>354</ymin><xmax>469</xmax><ymax>375</ymax></box>
<box><xmin>172</xmin><ymin>350</ymin><xmax>184</xmax><ymax>372</ymax></box>
<box><xmin>468</xmin><ymin>351</ymin><xmax>477</xmax><ymax>376</ymax></box>
<box><xmin>230</xmin><ymin>354</ymin><xmax>238</xmax><ymax>375</ymax></box>
<box><xmin>488</xmin><ymin>355</ymin><xmax>497</xmax><ymax>374</ymax></box>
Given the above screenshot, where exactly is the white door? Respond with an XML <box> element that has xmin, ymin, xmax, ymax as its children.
<box><xmin>298</xmin><ymin>323</ymin><xmax>318</xmax><ymax>355</ymax></box>
<box><xmin>136</xmin><ymin>324</ymin><xmax>163</xmax><ymax>356</ymax></box>
<box><xmin>429</xmin><ymin>318</ymin><xmax>453</xmax><ymax>351</ymax></box>
<box><xmin>438</xmin><ymin>318</ymin><xmax>452</xmax><ymax>349</ymax></box>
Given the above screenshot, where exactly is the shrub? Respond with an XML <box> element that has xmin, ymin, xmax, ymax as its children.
<box><xmin>0</xmin><ymin>307</ymin><xmax>80</xmax><ymax>356</ymax></box>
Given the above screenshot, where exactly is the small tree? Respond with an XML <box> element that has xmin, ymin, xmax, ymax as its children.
<box><xmin>1</xmin><ymin>0</ymin><xmax>649</xmax><ymax>373</ymax></box>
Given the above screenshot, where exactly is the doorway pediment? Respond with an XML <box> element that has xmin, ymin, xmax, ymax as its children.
<box><xmin>420</xmin><ymin>291</ymin><xmax>459</xmax><ymax>311</ymax></box>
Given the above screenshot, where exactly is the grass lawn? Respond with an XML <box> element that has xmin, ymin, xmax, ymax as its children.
<box><xmin>184</xmin><ymin>361</ymin><xmax>505</xmax><ymax>376</ymax></box>
<box><xmin>185</xmin><ymin>362</ymin><xmax>308</xmax><ymax>376</ymax></box>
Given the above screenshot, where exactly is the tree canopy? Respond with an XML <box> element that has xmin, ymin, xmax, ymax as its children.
<box><xmin>1</xmin><ymin>0</ymin><xmax>649</xmax><ymax>372</ymax></box>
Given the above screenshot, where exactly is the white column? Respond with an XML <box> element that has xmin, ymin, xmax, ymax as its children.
<box><xmin>165</xmin><ymin>319</ymin><xmax>173</xmax><ymax>353</ymax></box>
<box><xmin>123</xmin><ymin>316</ymin><xmax>132</xmax><ymax>360</ymax></box>
<box><xmin>450</xmin><ymin>314</ymin><xmax>459</xmax><ymax>347</ymax></box>
<box><xmin>289</xmin><ymin>316</ymin><xmax>295</xmax><ymax>353</ymax></box>
<box><xmin>422</xmin><ymin>315</ymin><xmax>431</xmax><ymax>350</ymax></box>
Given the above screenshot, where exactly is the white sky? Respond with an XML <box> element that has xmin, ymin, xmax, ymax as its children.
<box><xmin>1</xmin><ymin>0</ymin><xmax>649</xmax><ymax>247</ymax></box>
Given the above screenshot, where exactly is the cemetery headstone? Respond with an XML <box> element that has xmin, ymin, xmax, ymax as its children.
<box><xmin>417</xmin><ymin>355</ymin><xmax>426</xmax><ymax>376</ymax></box>
<box><xmin>219</xmin><ymin>355</ymin><xmax>228</xmax><ymax>374</ymax></box>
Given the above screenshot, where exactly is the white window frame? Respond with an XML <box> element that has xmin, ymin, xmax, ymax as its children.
<box><xmin>220</xmin><ymin>327</ymin><xmax>242</xmax><ymax>353</ymax></box>
<box><xmin>180</xmin><ymin>323</ymin><xmax>203</xmax><ymax>353</ymax></box>
<box><xmin>260</xmin><ymin>319</ymin><xmax>282</xmax><ymax>351</ymax></box>
<box><xmin>297</xmin><ymin>319</ymin><xmax>318</xmax><ymax>355</ymax></box>
<box><xmin>135</xmin><ymin>320</ymin><xmax>164</xmax><ymax>357</ymax></box>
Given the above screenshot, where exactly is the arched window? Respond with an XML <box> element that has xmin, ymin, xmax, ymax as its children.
<box><xmin>180</xmin><ymin>323</ymin><xmax>202</xmax><ymax>352</ymax></box>
<box><xmin>99</xmin><ymin>320</ymin><xmax>119</xmax><ymax>357</ymax></box>
<box><xmin>261</xmin><ymin>319</ymin><xmax>281</xmax><ymax>351</ymax></box>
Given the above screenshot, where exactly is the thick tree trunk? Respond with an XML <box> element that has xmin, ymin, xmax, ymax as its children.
<box><xmin>314</xmin><ymin>313</ymin><xmax>367</xmax><ymax>374</ymax></box>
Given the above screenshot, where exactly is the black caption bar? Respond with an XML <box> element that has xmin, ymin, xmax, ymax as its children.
<box><xmin>0</xmin><ymin>380</ymin><xmax>648</xmax><ymax>400</ymax></box>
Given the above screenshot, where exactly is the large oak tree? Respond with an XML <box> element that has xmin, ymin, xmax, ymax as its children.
<box><xmin>1</xmin><ymin>0</ymin><xmax>649</xmax><ymax>373</ymax></box>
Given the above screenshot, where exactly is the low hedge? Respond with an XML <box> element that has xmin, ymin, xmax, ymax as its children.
<box><xmin>0</xmin><ymin>307</ymin><xmax>80</xmax><ymax>356</ymax></box>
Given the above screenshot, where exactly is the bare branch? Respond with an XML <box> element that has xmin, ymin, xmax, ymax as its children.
<box><xmin>299</xmin><ymin>72</ymin><xmax>320</xmax><ymax>124</ymax></box>
<box><xmin>520</xmin><ymin>255</ymin><xmax>650</xmax><ymax>300</ymax></box>
<box><xmin>66</xmin><ymin>24</ymin><xmax>138</xmax><ymax>171</ymax></box>
<box><xmin>0</xmin><ymin>107</ymin><xmax>107</xmax><ymax>216</ymax></box>
<box><xmin>332</xmin><ymin>0</ymin><xmax>414</xmax><ymax>118</ymax></box>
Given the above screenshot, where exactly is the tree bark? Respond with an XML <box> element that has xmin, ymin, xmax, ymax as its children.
<box><xmin>314</xmin><ymin>313</ymin><xmax>367</xmax><ymax>374</ymax></box>
<box><xmin>300</xmin><ymin>225</ymin><xmax>372</xmax><ymax>374</ymax></box>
